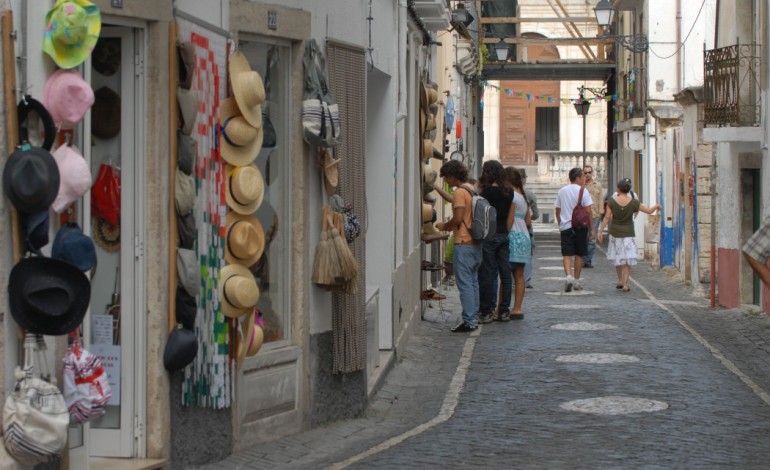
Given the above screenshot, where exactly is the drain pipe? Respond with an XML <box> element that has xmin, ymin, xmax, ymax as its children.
<box><xmin>709</xmin><ymin>1</ymin><xmax>719</xmax><ymax>309</ymax></box>
<box><xmin>396</xmin><ymin>0</ymin><xmax>407</xmax><ymax>122</ymax></box>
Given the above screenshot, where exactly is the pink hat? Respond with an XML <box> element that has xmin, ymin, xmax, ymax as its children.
<box><xmin>51</xmin><ymin>144</ymin><xmax>92</xmax><ymax>213</ymax></box>
<box><xmin>43</xmin><ymin>69</ymin><xmax>95</xmax><ymax>129</ymax></box>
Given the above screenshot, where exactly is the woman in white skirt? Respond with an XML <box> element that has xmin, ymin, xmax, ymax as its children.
<box><xmin>597</xmin><ymin>178</ymin><xmax>660</xmax><ymax>291</ymax></box>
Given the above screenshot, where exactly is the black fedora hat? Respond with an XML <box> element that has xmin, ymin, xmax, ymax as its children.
<box><xmin>163</xmin><ymin>325</ymin><xmax>198</xmax><ymax>371</ymax></box>
<box><xmin>3</xmin><ymin>146</ymin><xmax>60</xmax><ymax>213</ymax></box>
<box><xmin>17</xmin><ymin>96</ymin><xmax>56</xmax><ymax>151</ymax></box>
<box><xmin>8</xmin><ymin>257</ymin><xmax>91</xmax><ymax>336</ymax></box>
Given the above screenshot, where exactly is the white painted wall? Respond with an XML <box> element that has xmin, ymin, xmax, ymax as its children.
<box><xmin>646</xmin><ymin>0</ymin><xmax>680</xmax><ymax>100</ymax></box>
<box><xmin>174</xmin><ymin>0</ymin><xmax>229</xmax><ymax>29</ymax></box>
<box><xmin>559</xmin><ymin>81</ymin><xmax>608</xmax><ymax>153</ymax></box>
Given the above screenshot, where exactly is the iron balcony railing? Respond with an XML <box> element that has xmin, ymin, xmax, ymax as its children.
<box><xmin>704</xmin><ymin>43</ymin><xmax>761</xmax><ymax>126</ymax></box>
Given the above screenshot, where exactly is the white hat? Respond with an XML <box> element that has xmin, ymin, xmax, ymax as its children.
<box><xmin>51</xmin><ymin>144</ymin><xmax>91</xmax><ymax>213</ymax></box>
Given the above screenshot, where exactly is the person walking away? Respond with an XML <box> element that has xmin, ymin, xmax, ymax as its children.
<box><xmin>598</xmin><ymin>178</ymin><xmax>660</xmax><ymax>291</ymax></box>
<box><xmin>582</xmin><ymin>165</ymin><xmax>604</xmax><ymax>268</ymax></box>
<box><xmin>742</xmin><ymin>215</ymin><xmax>770</xmax><ymax>289</ymax></box>
<box><xmin>436</xmin><ymin>160</ymin><xmax>481</xmax><ymax>332</ymax></box>
<box><xmin>477</xmin><ymin>161</ymin><xmax>514</xmax><ymax>324</ymax></box>
<box><xmin>554</xmin><ymin>167</ymin><xmax>593</xmax><ymax>292</ymax></box>
<box><xmin>521</xmin><ymin>168</ymin><xmax>539</xmax><ymax>288</ymax></box>
<box><xmin>505</xmin><ymin>167</ymin><xmax>531</xmax><ymax>319</ymax></box>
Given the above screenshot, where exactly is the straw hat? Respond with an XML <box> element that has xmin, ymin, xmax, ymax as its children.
<box><xmin>419</xmin><ymin>82</ymin><xmax>429</xmax><ymax>113</ymax></box>
<box><xmin>427</xmin><ymin>87</ymin><xmax>438</xmax><ymax>105</ymax></box>
<box><xmin>43</xmin><ymin>69</ymin><xmax>95</xmax><ymax>130</ymax></box>
<box><xmin>225</xmin><ymin>163</ymin><xmax>264</xmax><ymax>214</ymax></box>
<box><xmin>224</xmin><ymin>211</ymin><xmax>265</xmax><ymax>267</ymax></box>
<box><xmin>426</xmin><ymin>113</ymin><xmax>436</xmax><ymax>132</ymax></box>
<box><xmin>219</xmin><ymin>97</ymin><xmax>263</xmax><ymax>166</ymax></box>
<box><xmin>236</xmin><ymin>310</ymin><xmax>264</xmax><ymax>367</ymax></box>
<box><xmin>43</xmin><ymin>0</ymin><xmax>101</xmax><ymax>70</ymax></box>
<box><xmin>422</xmin><ymin>203</ymin><xmax>436</xmax><ymax>223</ymax></box>
<box><xmin>229</xmin><ymin>51</ymin><xmax>265</xmax><ymax>128</ymax></box>
<box><xmin>422</xmin><ymin>139</ymin><xmax>433</xmax><ymax>161</ymax></box>
<box><xmin>323</xmin><ymin>151</ymin><xmax>340</xmax><ymax>195</ymax></box>
<box><xmin>218</xmin><ymin>264</ymin><xmax>259</xmax><ymax>318</ymax></box>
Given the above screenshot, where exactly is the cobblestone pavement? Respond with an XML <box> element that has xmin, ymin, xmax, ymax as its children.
<box><xmin>199</xmin><ymin>230</ymin><xmax>770</xmax><ymax>470</ymax></box>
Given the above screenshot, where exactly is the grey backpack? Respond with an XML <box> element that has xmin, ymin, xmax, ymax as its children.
<box><xmin>460</xmin><ymin>186</ymin><xmax>497</xmax><ymax>242</ymax></box>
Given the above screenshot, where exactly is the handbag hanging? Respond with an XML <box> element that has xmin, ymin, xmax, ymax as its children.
<box><xmin>62</xmin><ymin>331</ymin><xmax>112</xmax><ymax>424</ymax></box>
<box><xmin>3</xmin><ymin>334</ymin><xmax>69</xmax><ymax>466</ymax></box>
<box><xmin>301</xmin><ymin>39</ymin><xmax>341</xmax><ymax>148</ymax></box>
<box><xmin>91</xmin><ymin>162</ymin><xmax>121</xmax><ymax>225</ymax></box>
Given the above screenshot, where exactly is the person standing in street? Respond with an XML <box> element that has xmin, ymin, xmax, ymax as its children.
<box><xmin>554</xmin><ymin>167</ymin><xmax>593</xmax><ymax>292</ymax></box>
<box><xmin>582</xmin><ymin>165</ymin><xmax>604</xmax><ymax>268</ymax></box>
<box><xmin>477</xmin><ymin>161</ymin><xmax>514</xmax><ymax>324</ymax></box>
<box><xmin>521</xmin><ymin>168</ymin><xmax>539</xmax><ymax>288</ymax></box>
<box><xmin>506</xmin><ymin>167</ymin><xmax>531</xmax><ymax>319</ymax></box>
<box><xmin>436</xmin><ymin>161</ymin><xmax>481</xmax><ymax>332</ymax></box>
<box><xmin>743</xmin><ymin>215</ymin><xmax>770</xmax><ymax>289</ymax></box>
<box><xmin>598</xmin><ymin>178</ymin><xmax>660</xmax><ymax>291</ymax></box>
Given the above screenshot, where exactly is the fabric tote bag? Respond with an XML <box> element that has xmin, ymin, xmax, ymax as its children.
<box><xmin>62</xmin><ymin>339</ymin><xmax>112</xmax><ymax>424</ymax></box>
<box><xmin>301</xmin><ymin>39</ymin><xmax>340</xmax><ymax>148</ymax></box>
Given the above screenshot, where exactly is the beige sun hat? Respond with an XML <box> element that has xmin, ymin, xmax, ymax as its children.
<box><xmin>422</xmin><ymin>139</ymin><xmax>434</xmax><ymax>161</ymax></box>
<box><xmin>218</xmin><ymin>264</ymin><xmax>259</xmax><ymax>318</ymax></box>
<box><xmin>219</xmin><ymin>97</ymin><xmax>263</xmax><ymax>166</ymax></box>
<box><xmin>422</xmin><ymin>203</ymin><xmax>435</xmax><ymax>222</ymax></box>
<box><xmin>225</xmin><ymin>211</ymin><xmax>265</xmax><ymax>267</ymax></box>
<box><xmin>229</xmin><ymin>51</ymin><xmax>265</xmax><ymax>128</ymax></box>
<box><xmin>236</xmin><ymin>310</ymin><xmax>264</xmax><ymax>367</ymax></box>
<box><xmin>225</xmin><ymin>163</ymin><xmax>264</xmax><ymax>214</ymax></box>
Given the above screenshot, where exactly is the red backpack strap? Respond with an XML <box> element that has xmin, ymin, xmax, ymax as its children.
<box><xmin>578</xmin><ymin>186</ymin><xmax>584</xmax><ymax>205</ymax></box>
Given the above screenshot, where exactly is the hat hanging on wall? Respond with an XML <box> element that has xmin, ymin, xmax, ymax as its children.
<box><xmin>177</xmin><ymin>88</ymin><xmax>197</xmax><ymax>136</ymax></box>
<box><xmin>8</xmin><ymin>256</ymin><xmax>91</xmax><ymax>336</ymax></box>
<box><xmin>229</xmin><ymin>51</ymin><xmax>265</xmax><ymax>128</ymax></box>
<box><xmin>91</xmin><ymin>37</ymin><xmax>120</xmax><ymax>76</ymax></box>
<box><xmin>3</xmin><ymin>146</ymin><xmax>61</xmax><ymax>214</ymax></box>
<box><xmin>323</xmin><ymin>150</ymin><xmax>339</xmax><ymax>196</ymax></box>
<box><xmin>163</xmin><ymin>325</ymin><xmax>198</xmax><ymax>372</ymax></box>
<box><xmin>177</xmin><ymin>130</ymin><xmax>196</xmax><ymax>175</ymax></box>
<box><xmin>91</xmin><ymin>87</ymin><xmax>121</xmax><ymax>139</ymax></box>
<box><xmin>17</xmin><ymin>97</ymin><xmax>56</xmax><ymax>151</ymax></box>
<box><xmin>236</xmin><ymin>310</ymin><xmax>264</xmax><ymax>367</ymax></box>
<box><xmin>43</xmin><ymin>69</ymin><xmax>95</xmax><ymax>130</ymax></box>
<box><xmin>177</xmin><ymin>41</ymin><xmax>195</xmax><ymax>90</ymax></box>
<box><xmin>224</xmin><ymin>211</ymin><xmax>265</xmax><ymax>268</ymax></box>
<box><xmin>218</xmin><ymin>264</ymin><xmax>259</xmax><ymax>319</ymax></box>
<box><xmin>174</xmin><ymin>168</ymin><xmax>195</xmax><ymax>216</ymax></box>
<box><xmin>176</xmin><ymin>248</ymin><xmax>200</xmax><ymax>297</ymax></box>
<box><xmin>43</xmin><ymin>0</ymin><xmax>102</xmax><ymax>70</ymax></box>
<box><xmin>219</xmin><ymin>97</ymin><xmax>262</xmax><ymax>166</ymax></box>
<box><xmin>177</xmin><ymin>212</ymin><xmax>197</xmax><ymax>250</ymax></box>
<box><xmin>175</xmin><ymin>286</ymin><xmax>197</xmax><ymax>331</ymax></box>
<box><xmin>51</xmin><ymin>223</ymin><xmax>96</xmax><ymax>272</ymax></box>
<box><xmin>225</xmin><ymin>163</ymin><xmax>264</xmax><ymax>215</ymax></box>
<box><xmin>21</xmin><ymin>211</ymin><xmax>50</xmax><ymax>253</ymax></box>
<box><xmin>92</xmin><ymin>217</ymin><xmax>120</xmax><ymax>252</ymax></box>
<box><xmin>51</xmin><ymin>144</ymin><xmax>92</xmax><ymax>213</ymax></box>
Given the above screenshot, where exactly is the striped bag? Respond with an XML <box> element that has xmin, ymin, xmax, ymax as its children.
<box><xmin>301</xmin><ymin>39</ymin><xmax>341</xmax><ymax>148</ymax></box>
<box><xmin>3</xmin><ymin>335</ymin><xmax>69</xmax><ymax>466</ymax></box>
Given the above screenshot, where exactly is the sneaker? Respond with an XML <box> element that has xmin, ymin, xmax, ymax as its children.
<box><xmin>495</xmin><ymin>312</ymin><xmax>511</xmax><ymax>322</ymax></box>
<box><xmin>583</xmin><ymin>262</ymin><xmax>593</xmax><ymax>269</ymax></box>
<box><xmin>564</xmin><ymin>276</ymin><xmax>574</xmax><ymax>293</ymax></box>
<box><xmin>451</xmin><ymin>321</ymin><xmax>478</xmax><ymax>333</ymax></box>
<box><xmin>478</xmin><ymin>313</ymin><xmax>494</xmax><ymax>324</ymax></box>
<box><xmin>526</xmin><ymin>282</ymin><xmax>534</xmax><ymax>289</ymax></box>
<box><xmin>574</xmin><ymin>280</ymin><xmax>583</xmax><ymax>291</ymax></box>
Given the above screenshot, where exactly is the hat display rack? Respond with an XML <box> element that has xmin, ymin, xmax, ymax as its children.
<box><xmin>420</xmin><ymin>80</ymin><xmax>449</xmax><ymax>245</ymax></box>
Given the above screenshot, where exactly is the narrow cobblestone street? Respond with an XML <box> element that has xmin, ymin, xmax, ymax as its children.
<box><xmin>201</xmin><ymin>229</ymin><xmax>770</xmax><ymax>469</ymax></box>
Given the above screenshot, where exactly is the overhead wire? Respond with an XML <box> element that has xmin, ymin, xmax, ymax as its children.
<box><xmin>647</xmin><ymin>0</ymin><xmax>707</xmax><ymax>59</ymax></box>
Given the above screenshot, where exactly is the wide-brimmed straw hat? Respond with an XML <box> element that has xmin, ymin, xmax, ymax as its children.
<box><xmin>8</xmin><ymin>256</ymin><xmax>91</xmax><ymax>336</ymax></box>
<box><xmin>225</xmin><ymin>163</ymin><xmax>264</xmax><ymax>214</ymax></box>
<box><xmin>3</xmin><ymin>146</ymin><xmax>60</xmax><ymax>214</ymax></box>
<box><xmin>43</xmin><ymin>0</ymin><xmax>102</xmax><ymax>70</ymax></box>
<box><xmin>218</xmin><ymin>264</ymin><xmax>259</xmax><ymax>318</ymax></box>
<box><xmin>43</xmin><ymin>69</ymin><xmax>95</xmax><ymax>130</ymax></box>
<box><xmin>422</xmin><ymin>139</ymin><xmax>433</xmax><ymax>161</ymax></box>
<box><xmin>219</xmin><ymin>97</ymin><xmax>262</xmax><ymax>166</ymax></box>
<box><xmin>420</xmin><ymin>82</ymin><xmax>429</xmax><ymax>113</ymax></box>
<box><xmin>229</xmin><ymin>51</ymin><xmax>265</xmax><ymax>128</ymax></box>
<box><xmin>225</xmin><ymin>211</ymin><xmax>265</xmax><ymax>267</ymax></box>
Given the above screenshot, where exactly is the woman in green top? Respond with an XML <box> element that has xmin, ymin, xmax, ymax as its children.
<box><xmin>597</xmin><ymin>178</ymin><xmax>660</xmax><ymax>292</ymax></box>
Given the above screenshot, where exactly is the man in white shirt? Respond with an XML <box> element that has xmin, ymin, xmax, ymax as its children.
<box><xmin>554</xmin><ymin>167</ymin><xmax>594</xmax><ymax>292</ymax></box>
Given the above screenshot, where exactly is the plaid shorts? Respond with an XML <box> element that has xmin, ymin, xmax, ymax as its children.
<box><xmin>743</xmin><ymin>216</ymin><xmax>770</xmax><ymax>264</ymax></box>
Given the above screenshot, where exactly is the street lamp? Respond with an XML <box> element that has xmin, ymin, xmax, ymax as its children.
<box><xmin>573</xmin><ymin>87</ymin><xmax>591</xmax><ymax>168</ymax></box>
<box><xmin>593</xmin><ymin>0</ymin><xmax>648</xmax><ymax>53</ymax></box>
<box><xmin>493</xmin><ymin>38</ymin><xmax>509</xmax><ymax>62</ymax></box>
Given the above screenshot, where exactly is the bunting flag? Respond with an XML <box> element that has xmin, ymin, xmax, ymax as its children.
<box><xmin>480</xmin><ymin>80</ymin><xmax>622</xmax><ymax>108</ymax></box>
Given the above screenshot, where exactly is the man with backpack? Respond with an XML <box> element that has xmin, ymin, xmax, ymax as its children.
<box><xmin>554</xmin><ymin>167</ymin><xmax>594</xmax><ymax>292</ymax></box>
<box><xmin>436</xmin><ymin>160</ymin><xmax>483</xmax><ymax>332</ymax></box>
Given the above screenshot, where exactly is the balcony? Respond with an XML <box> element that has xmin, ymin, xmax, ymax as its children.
<box><xmin>704</xmin><ymin>43</ymin><xmax>761</xmax><ymax>127</ymax></box>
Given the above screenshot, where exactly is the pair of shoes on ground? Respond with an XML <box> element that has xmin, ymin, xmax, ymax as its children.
<box><xmin>420</xmin><ymin>288</ymin><xmax>446</xmax><ymax>300</ymax></box>
<box><xmin>615</xmin><ymin>283</ymin><xmax>630</xmax><ymax>292</ymax></box>
<box><xmin>478</xmin><ymin>312</ymin><xmax>494</xmax><ymax>324</ymax></box>
<box><xmin>421</xmin><ymin>260</ymin><xmax>444</xmax><ymax>271</ymax></box>
<box><xmin>451</xmin><ymin>320</ymin><xmax>477</xmax><ymax>332</ymax></box>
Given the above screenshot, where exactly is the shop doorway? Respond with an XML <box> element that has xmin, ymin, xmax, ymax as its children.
<box><xmin>69</xmin><ymin>26</ymin><xmax>146</xmax><ymax>463</ymax></box>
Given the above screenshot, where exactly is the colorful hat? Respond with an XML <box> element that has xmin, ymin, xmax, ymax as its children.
<box><xmin>225</xmin><ymin>211</ymin><xmax>265</xmax><ymax>268</ymax></box>
<box><xmin>91</xmin><ymin>87</ymin><xmax>121</xmax><ymax>139</ymax></box>
<box><xmin>225</xmin><ymin>163</ymin><xmax>264</xmax><ymax>215</ymax></box>
<box><xmin>8</xmin><ymin>256</ymin><xmax>91</xmax><ymax>336</ymax></box>
<box><xmin>218</xmin><ymin>264</ymin><xmax>259</xmax><ymax>319</ymax></box>
<box><xmin>43</xmin><ymin>0</ymin><xmax>101</xmax><ymax>69</ymax></box>
<box><xmin>3</xmin><ymin>146</ymin><xmax>61</xmax><ymax>214</ymax></box>
<box><xmin>219</xmin><ymin>97</ymin><xmax>262</xmax><ymax>166</ymax></box>
<box><xmin>51</xmin><ymin>144</ymin><xmax>91</xmax><ymax>213</ymax></box>
<box><xmin>43</xmin><ymin>69</ymin><xmax>95</xmax><ymax>130</ymax></box>
<box><xmin>51</xmin><ymin>223</ymin><xmax>96</xmax><ymax>272</ymax></box>
<box><xmin>229</xmin><ymin>51</ymin><xmax>265</xmax><ymax>128</ymax></box>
